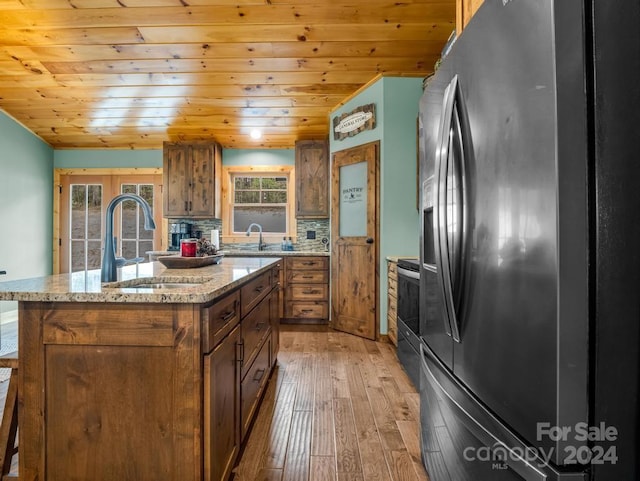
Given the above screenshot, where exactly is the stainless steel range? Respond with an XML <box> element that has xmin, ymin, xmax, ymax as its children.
<box><xmin>396</xmin><ymin>258</ymin><xmax>420</xmax><ymax>388</ymax></box>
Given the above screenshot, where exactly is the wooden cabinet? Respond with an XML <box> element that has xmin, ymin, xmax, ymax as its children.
<box><xmin>270</xmin><ymin>261</ymin><xmax>282</xmax><ymax>364</ymax></box>
<box><xmin>163</xmin><ymin>141</ymin><xmax>222</xmax><ymax>218</ymax></box>
<box><xmin>204</xmin><ymin>324</ymin><xmax>240</xmax><ymax>481</ymax></box>
<box><xmin>387</xmin><ymin>260</ymin><xmax>398</xmax><ymax>346</ymax></box>
<box><xmin>456</xmin><ymin>0</ymin><xmax>484</xmax><ymax>35</ymax></box>
<box><xmin>284</xmin><ymin>256</ymin><xmax>329</xmax><ymax>322</ymax></box>
<box><xmin>295</xmin><ymin>139</ymin><xmax>329</xmax><ymax>218</ymax></box>
<box><xmin>240</xmin><ymin>334</ymin><xmax>271</xmax><ymax>439</ymax></box>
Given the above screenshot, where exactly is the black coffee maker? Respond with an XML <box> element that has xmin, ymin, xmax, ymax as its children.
<box><xmin>169</xmin><ymin>222</ymin><xmax>192</xmax><ymax>251</ymax></box>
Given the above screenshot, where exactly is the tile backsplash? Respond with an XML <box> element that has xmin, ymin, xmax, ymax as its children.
<box><xmin>169</xmin><ymin>218</ymin><xmax>330</xmax><ymax>252</ymax></box>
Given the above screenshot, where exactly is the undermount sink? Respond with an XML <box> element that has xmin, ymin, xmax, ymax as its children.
<box><xmin>127</xmin><ymin>282</ymin><xmax>201</xmax><ymax>290</ymax></box>
<box><xmin>104</xmin><ymin>278</ymin><xmax>206</xmax><ymax>290</ymax></box>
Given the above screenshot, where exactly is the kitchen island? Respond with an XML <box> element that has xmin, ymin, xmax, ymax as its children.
<box><xmin>0</xmin><ymin>256</ymin><xmax>281</xmax><ymax>481</ymax></box>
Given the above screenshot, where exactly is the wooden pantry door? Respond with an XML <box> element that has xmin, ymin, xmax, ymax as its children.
<box><xmin>331</xmin><ymin>141</ymin><xmax>379</xmax><ymax>340</ymax></box>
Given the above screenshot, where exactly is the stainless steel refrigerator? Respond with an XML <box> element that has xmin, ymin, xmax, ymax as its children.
<box><xmin>418</xmin><ymin>1</ymin><xmax>640</xmax><ymax>480</ymax></box>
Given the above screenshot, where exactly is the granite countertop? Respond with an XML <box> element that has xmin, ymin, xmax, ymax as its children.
<box><xmin>386</xmin><ymin>256</ymin><xmax>419</xmax><ymax>263</ymax></box>
<box><xmin>148</xmin><ymin>250</ymin><xmax>330</xmax><ymax>257</ymax></box>
<box><xmin>0</xmin><ymin>257</ymin><xmax>280</xmax><ymax>304</ymax></box>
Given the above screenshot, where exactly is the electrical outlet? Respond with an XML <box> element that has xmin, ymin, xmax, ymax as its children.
<box><xmin>306</xmin><ymin>230</ymin><xmax>316</xmax><ymax>240</ymax></box>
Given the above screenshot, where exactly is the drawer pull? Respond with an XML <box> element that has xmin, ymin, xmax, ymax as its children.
<box><xmin>236</xmin><ymin>341</ymin><xmax>244</xmax><ymax>366</ymax></box>
<box><xmin>254</xmin><ymin>322</ymin><xmax>266</xmax><ymax>331</ymax></box>
<box><xmin>220</xmin><ymin>310</ymin><xmax>235</xmax><ymax>322</ymax></box>
<box><xmin>301</xmin><ymin>309</ymin><xmax>314</xmax><ymax>313</ymax></box>
<box><xmin>302</xmin><ymin>275</ymin><xmax>313</xmax><ymax>279</ymax></box>
<box><xmin>302</xmin><ymin>289</ymin><xmax>319</xmax><ymax>295</ymax></box>
<box><xmin>255</xmin><ymin>285</ymin><xmax>265</xmax><ymax>293</ymax></box>
<box><xmin>253</xmin><ymin>368</ymin><xmax>266</xmax><ymax>383</ymax></box>
<box><xmin>301</xmin><ymin>261</ymin><xmax>317</xmax><ymax>266</ymax></box>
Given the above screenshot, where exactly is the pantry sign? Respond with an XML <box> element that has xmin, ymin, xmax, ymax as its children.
<box><xmin>333</xmin><ymin>103</ymin><xmax>376</xmax><ymax>140</ymax></box>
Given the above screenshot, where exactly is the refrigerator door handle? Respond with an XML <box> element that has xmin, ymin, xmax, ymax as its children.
<box><xmin>435</xmin><ymin>75</ymin><xmax>461</xmax><ymax>341</ymax></box>
<box><xmin>435</xmin><ymin>74</ymin><xmax>472</xmax><ymax>343</ymax></box>
<box><xmin>433</xmin><ymin>80</ymin><xmax>454</xmax><ymax>338</ymax></box>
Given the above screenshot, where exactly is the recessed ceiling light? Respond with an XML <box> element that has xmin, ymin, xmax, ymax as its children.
<box><xmin>250</xmin><ymin>129</ymin><xmax>262</xmax><ymax>140</ymax></box>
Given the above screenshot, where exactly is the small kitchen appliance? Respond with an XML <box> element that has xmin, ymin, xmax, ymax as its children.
<box><xmin>169</xmin><ymin>222</ymin><xmax>192</xmax><ymax>251</ymax></box>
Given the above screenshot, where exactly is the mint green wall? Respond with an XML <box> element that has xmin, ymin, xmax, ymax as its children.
<box><xmin>53</xmin><ymin>148</ymin><xmax>294</xmax><ymax>168</ymax></box>
<box><xmin>54</xmin><ymin>149</ymin><xmax>162</xmax><ymax>168</ymax></box>
<box><xmin>0</xmin><ymin>111</ymin><xmax>54</xmax><ymax>313</ymax></box>
<box><xmin>222</xmin><ymin>149</ymin><xmax>294</xmax><ymax>166</ymax></box>
<box><xmin>329</xmin><ymin>77</ymin><xmax>422</xmax><ymax>334</ymax></box>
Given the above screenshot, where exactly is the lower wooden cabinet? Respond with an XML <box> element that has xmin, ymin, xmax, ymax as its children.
<box><xmin>283</xmin><ymin>256</ymin><xmax>329</xmax><ymax>322</ymax></box>
<box><xmin>206</xmin><ymin>265</ymin><xmax>279</xmax><ymax>480</ymax></box>
<box><xmin>17</xmin><ymin>263</ymin><xmax>280</xmax><ymax>481</ymax></box>
<box><xmin>241</xmin><ymin>335</ymin><xmax>271</xmax><ymax>439</ymax></box>
<box><xmin>204</xmin><ymin>324</ymin><xmax>240</xmax><ymax>481</ymax></box>
<box><xmin>387</xmin><ymin>260</ymin><xmax>398</xmax><ymax>346</ymax></box>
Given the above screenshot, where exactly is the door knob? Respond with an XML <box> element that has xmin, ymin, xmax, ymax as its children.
<box><xmin>366</xmin><ymin>238</ymin><xmax>374</xmax><ymax>244</ymax></box>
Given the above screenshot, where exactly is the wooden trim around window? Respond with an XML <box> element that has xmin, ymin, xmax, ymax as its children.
<box><xmin>221</xmin><ymin>165</ymin><xmax>296</xmax><ymax>244</ymax></box>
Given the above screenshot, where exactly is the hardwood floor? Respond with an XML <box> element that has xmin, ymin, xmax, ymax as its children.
<box><xmin>234</xmin><ymin>325</ymin><xmax>429</xmax><ymax>481</ymax></box>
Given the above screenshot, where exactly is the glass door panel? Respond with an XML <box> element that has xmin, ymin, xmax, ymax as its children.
<box><xmin>69</xmin><ymin>183</ymin><xmax>103</xmax><ymax>272</ymax></box>
<box><xmin>338</xmin><ymin>161</ymin><xmax>368</xmax><ymax>237</ymax></box>
<box><xmin>120</xmin><ymin>183</ymin><xmax>155</xmax><ymax>260</ymax></box>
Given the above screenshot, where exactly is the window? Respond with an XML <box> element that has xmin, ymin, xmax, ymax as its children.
<box><xmin>222</xmin><ymin>166</ymin><xmax>296</xmax><ymax>243</ymax></box>
<box><xmin>233</xmin><ymin>175</ymin><xmax>288</xmax><ymax>233</ymax></box>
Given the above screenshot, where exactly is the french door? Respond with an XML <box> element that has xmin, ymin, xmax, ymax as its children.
<box><xmin>59</xmin><ymin>174</ymin><xmax>162</xmax><ymax>273</ymax></box>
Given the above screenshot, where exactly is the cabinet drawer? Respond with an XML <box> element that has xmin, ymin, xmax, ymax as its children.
<box><xmin>241</xmin><ymin>337</ymin><xmax>271</xmax><ymax>440</ymax></box>
<box><xmin>286</xmin><ymin>270</ymin><xmax>328</xmax><ymax>284</ymax></box>
<box><xmin>287</xmin><ymin>284</ymin><xmax>328</xmax><ymax>301</ymax></box>
<box><xmin>241</xmin><ymin>295</ymin><xmax>271</xmax><ymax>379</ymax></box>
<box><xmin>287</xmin><ymin>256</ymin><xmax>328</xmax><ymax>271</ymax></box>
<box><xmin>202</xmin><ymin>290</ymin><xmax>240</xmax><ymax>353</ymax></box>
<box><xmin>241</xmin><ymin>269</ymin><xmax>272</xmax><ymax>318</ymax></box>
<box><xmin>388</xmin><ymin>261</ymin><xmax>397</xmax><ymax>278</ymax></box>
<box><xmin>387</xmin><ymin>320</ymin><xmax>398</xmax><ymax>346</ymax></box>
<box><xmin>388</xmin><ymin>293</ymin><xmax>397</xmax><ymax>311</ymax></box>
<box><xmin>285</xmin><ymin>302</ymin><xmax>328</xmax><ymax>319</ymax></box>
<box><xmin>388</xmin><ymin>280</ymin><xmax>398</xmax><ymax>298</ymax></box>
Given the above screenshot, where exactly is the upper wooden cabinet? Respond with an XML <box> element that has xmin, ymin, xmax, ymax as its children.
<box><xmin>163</xmin><ymin>141</ymin><xmax>222</xmax><ymax>218</ymax></box>
<box><xmin>295</xmin><ymin>139</ymin><xmax>329</xmax><ymax>219</ymax></box>
<box><xmin>456</xmin><ymin>0</ymin><xmax>484</xmax><ymax>34</ymax></box>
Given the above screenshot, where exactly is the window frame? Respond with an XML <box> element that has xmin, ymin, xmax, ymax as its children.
<box><xmin>222</xmin><ymin>165</ymin><xmax>296</xmax><ymax>244</ymax></box>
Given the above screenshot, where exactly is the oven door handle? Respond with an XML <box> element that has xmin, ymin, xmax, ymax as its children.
<box><xmin>397</xmin><ymin>266</ymin><xmax>420</xmax><ymax>281</ymax></box>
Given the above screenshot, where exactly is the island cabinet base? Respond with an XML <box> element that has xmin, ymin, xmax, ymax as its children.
<box><xmin>18</xmin><ymin>265</ymin><xmax>280</xmax><ymax>481</ymax></box>
<box><xmin>20</xmin><ymin>302</ymin><xmax>203</xmax><ymax>481</ymax></box>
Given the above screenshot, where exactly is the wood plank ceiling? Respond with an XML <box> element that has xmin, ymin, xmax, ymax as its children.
<box><xmin>0</xmin><ymin>0</ymin><xmax>455</xmax><ymax>150</ymax></box>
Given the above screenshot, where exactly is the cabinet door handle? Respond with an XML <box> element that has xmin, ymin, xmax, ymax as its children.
<box><xmin>0</xmin><ymin>271</ymin><xmax>6</xmax><ymax>275</ymax></box>
<box><xmin>254</xmin><ymin>322</ymin><xmax>265</xmax><ymax>331</ymax></box>
<box><xmin>236</xmin><ymin>341</ymin><xmax>244</xmax><ymax>366</ymax></box>
<box><xmin>255</xmin><ymin>285</ymin><xmax>265</xmax><ymax>293</ymax></box>
<box><xmin>189</xmin><ymin>200</ymin><xmax>192</xmax><ymax>211</ymax></box>
<box><xmin>184</xmin><ymin>201</ymin><xmax>188</xmax><ymax>211</ymax></box>
<box><xmin>253</xmin><ymin>368</ymin><xmax>266</xmax><ymax>383</ymax></box>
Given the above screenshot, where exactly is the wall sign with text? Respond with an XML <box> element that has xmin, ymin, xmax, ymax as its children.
<box><xmin>333</xmin><ymin>103</ymin><xmax>376</xmax><ymax>140</ymax></box>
